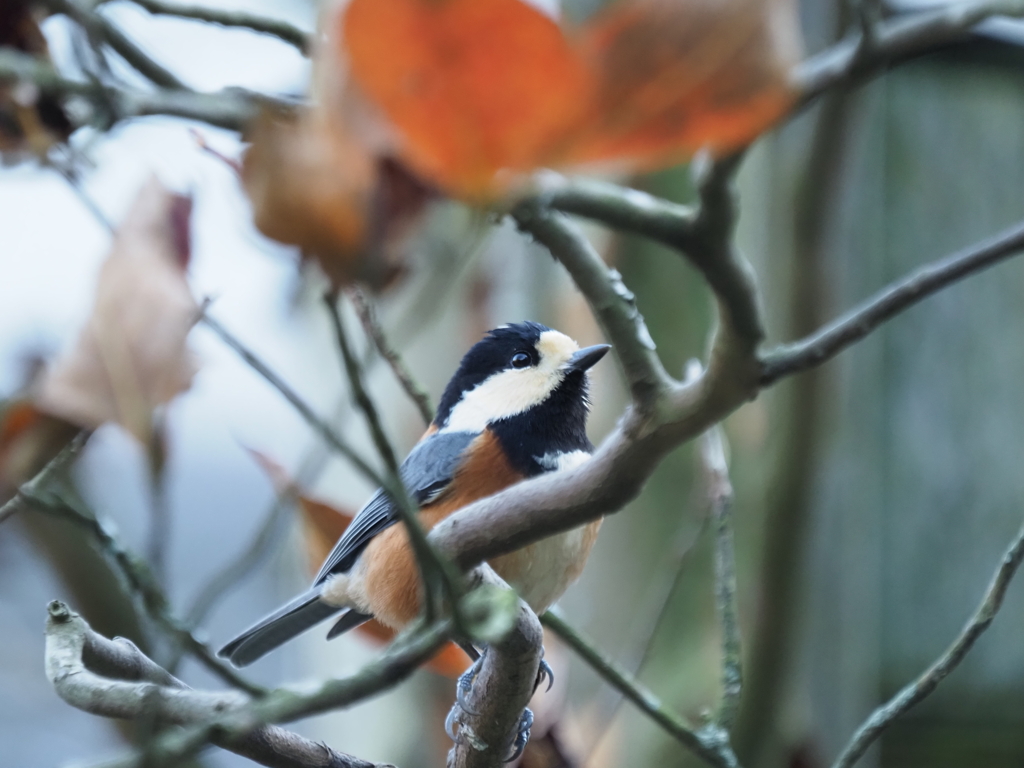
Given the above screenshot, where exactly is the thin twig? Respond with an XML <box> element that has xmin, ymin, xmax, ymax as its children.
<box><xmin>512</xmin><ymin>204</ymin><xmax>673</xmax><ymax>407</ymax></box>
<box><xmin>199</xmin><ymin>313</ymin><xmax>387</xmax><ymax>489</ymax></box>
<box><xmin>0</xmin><ymin>431</ymin><xmax>89</xmax><ymax>526</ymax></box>
<box><xmin>796</xmin><ymin>0</ymin><xmax>1024</xmax><ymax>105</ymax></box>
<box><xmin>104</xmin><ymin>0</ymin><xmax>311</xmax><ymax>54</ymax></box>
<box><xmin>322</xmin><ymin>292</ymin><xmax>460</xmax><ymax>621</ymax></box>
<box><xmin>0</xmin><ymin>47</ymin><xmax>279</xmax><ymax>131</ymax></box>
<box><xmin>541</xmin><ymin>609</ymin><xmax>738</xmax><ymax>768</ymax></box>
<box><xmin>22</xmin><ymin>480</ymin><xmax>265</xmax><ymax>696</ymax></box>
<box><xmin>583</xmin><ymin>500</ymin><xmax>712</xmax><ymax>764</ymax></box>
<box><xmin>759</xmin><ymin>217</ymin><xmax>1024</xmax><ymax>385</ymax></box>
<box><xmin>347</xmin><ymin>287</ymin><xmax>435</xmax><ymax>426</ymax></box>
<box><xmin>184</xmin><ymin>441</ymin><xmax>331</xmax><ymax>629</ymax></box>
<box><xmin>830</xmin><ymin>521</ymin><xmax>1024</xmax><ymax>768</ymax></box>
<box><xmin>45</xmin><ymin>0</ymin><xmax>186</xmax><ymax>89</ymax></box>
<box><xmin>699</xmin><ymin>415</ymin><xmax>741</xmax><ymax>730</ymax></box>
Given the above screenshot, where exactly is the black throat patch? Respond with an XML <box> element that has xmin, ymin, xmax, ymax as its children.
<box><xmin>488</xmin><ymin>369</ymin><xmax>593</xmax><ymax>477</ymax></box>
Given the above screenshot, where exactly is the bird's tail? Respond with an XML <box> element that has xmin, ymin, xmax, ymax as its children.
<box><xmin>218</xmin><ymin>588</ymin><xmax>341</xmax><ymax>667</ymax></box>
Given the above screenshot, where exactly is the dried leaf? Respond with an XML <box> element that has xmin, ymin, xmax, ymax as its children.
<box><xmin>34</xmin><ymin>177</ymin><xmax>199</xmax><ymax>443</ymax></box>
<box><xmin>0</xmin><ymin>400</ymin><xmax>78</xmax><ymax>493</ymax></box>
<box><xmin>0</xmin><ymin>0</ymin><xmax>72</xmax><ymax>160</ymax></box>
<box><xmin>342</xmin><ymin>0</ymin><xmax>590</xmax><ymax>198</ymax></box>
<box><xmin>567</xmin><ymin>0</ymin><xmax>801</xmax><ymax>169</ymax></box>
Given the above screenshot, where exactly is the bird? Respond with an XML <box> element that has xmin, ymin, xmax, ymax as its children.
<box><xmin>218</xmin><ymin>321</ymin><xmax>610</xmax><ymax>756</ymax></box>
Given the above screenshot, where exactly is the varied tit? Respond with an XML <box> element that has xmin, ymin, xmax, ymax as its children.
<box><xmin>219</xmin><ymin>321</ymin><xmax>609</xmax><ymax>754</ymax></box>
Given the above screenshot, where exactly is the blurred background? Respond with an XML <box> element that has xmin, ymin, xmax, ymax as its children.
<box><xmin>2</xmin><ymin>1</ymin><xmax>1024</xmax><ymax>767</ymax></box>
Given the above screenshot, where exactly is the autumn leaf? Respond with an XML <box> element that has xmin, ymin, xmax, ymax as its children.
<box><xmin>0</xmin><ymin>400</ymin><xmax>78</xmax><ymax>494</ymax></box>
<box><xmin>0</xmin><ymin>0</ymin><xmax>72</xmax><ymax>159</ymax></box>
<box><xmin>342</xmin><ymin>0</ymin><xmax>590</xmax><ymax>199</ymax></box>
<box><xmin>34</xmin><ymin>177</ymin><xmax>199</xmax><ymax>444</ymax></box>
<box><xmin>242</xmin><ymin>29</ymin><xmax>432</xmax><ymax>289</ymax></box>
<box><xmin>568</xmin><ymin>0</ymin><xmax>801</xmax><ymax>169</ymax></box>
<box><xmin>249</xmin><ymin>448</ymin><xmax>472</xmax><ymax>677</ymax></box>
<box><xmin>338</xmin><ymin>0</ymin><xmax>800</xmax><ymax>198</ymax></box>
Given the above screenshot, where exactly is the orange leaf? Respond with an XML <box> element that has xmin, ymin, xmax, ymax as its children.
<box><xmin>568</xmin><ymin>0</ymin><xmax>801</xmax><ymax>169</ymax></box>
<box><xmin>0</xmin><ymin>400</ymin><xmax>78</xmax><ymax>493</ymax></box>
<box><xmin>342</xmin><ymin>0</ymin><xmax>590</xmax><ymax>199</ymax></box>
<box><xmin>34</xmin><ymin>177</ymin><xmax>198</xmax><ymax>444</ymax></box>
<box><xmin>0</xmin><ymin>0</ymin><xmax>72</xmax><ymax>160</ymax></box>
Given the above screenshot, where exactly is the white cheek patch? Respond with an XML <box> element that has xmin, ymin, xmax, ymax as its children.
<box><xmin>535</xmin><ymin>450</ymin><xmax>591</xmax><ymax>472</ymax></box>
<box><xmin>442</xmin><ymin>330</ymin><xmax>581</xmax><ymax>433</ymax></box>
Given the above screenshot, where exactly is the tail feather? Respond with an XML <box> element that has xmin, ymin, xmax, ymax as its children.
<box><xmin>218</xmin><ymin>588</ymin><xmax>340</xmax><ymax>667</ymax></box>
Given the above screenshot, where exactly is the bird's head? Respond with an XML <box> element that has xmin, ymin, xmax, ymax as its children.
<box><xmin>434</xmin><ymin>321</ymin><xmax>610</xmax><ymax>435</ymax></box>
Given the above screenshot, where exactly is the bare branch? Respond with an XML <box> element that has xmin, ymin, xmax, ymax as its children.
<box><xmin>448</xmin><ymin>568</ymin><xmax>543</xmax><ymax>768</ymax></box>
<box><xmin>45</xmin><ymin>600</ymin><xmax>405</xmax><ymax>768</ymax></box>
<box><xmin>200</xmin><ymin>312</ymin><xmax>387</xmax><ymax>488</ymax></box>
<box><xmin>323</xmin><ymin>292</ymin><xmax>461</xmax><ymax>619</ymax></box>
<box><xmin>541</xmin><ymin>609</ymin><xmax>738</xmax><ymax>768</ymax></box>
<box><xmin>512</xmin><ymin>205</ymin><xmax>674</xmax><ymax>408</ymax></box>
<box><xmin>0</xmin><ymin>430</ymin><xmax>88</xmax><ymax>526</ymax></box>
<box><xmin>831</xmin><ymin>521</ymin><xmax>1024</xmax><ymax>768</ymax></box>
<box><xmin>795</xmin><ymin>0</ymin><xmax>1024</xmax><ymax>104</ymax></box>
<box><xmin>22</xmin><ymin>481</ymin><xmax>265</xmax><ymax>696</ymax></box>
<box><xmin>697</xmin><ymin>405</ymin><xmax>741</xmax><ymax>730</ymax></box>
<box><xmin>0</xmin><ymin>47</ymin><xmax>284</xmax><ymax>131</ymax></box>
<box><xmin>534</xmin><ymin>172</ymin><xmax>698</xmax><ymax>253</ymax></box>
<box><xmin>46</xmin><ymin>0</ymin><xmax>186</xmax><ymax>89</ymax></box>
<box><xmin>104</xmin><ymin>0</ymin><xmax>311</xmax><ymax>54</ymax></box>
<box><xmin>347</xmin><ymin>286</ymin><xmax>435</xmax><ymax>426</ymax></box>
<box><xmin>759</xmin><ymin>218</ymin><xmax>1024</xmax><ymax>385</ymax></box>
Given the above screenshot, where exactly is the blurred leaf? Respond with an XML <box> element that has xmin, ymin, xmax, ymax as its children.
<box><xmin>569</xmin><ymin>0</ymin><xmax>801</xmax><ymax>169</ymax></box>
<box><xmin>337</xmin><ymin>0</ymin><xmax>799</xmax><ymax>197</ymax></box>
<box><xmin>249</xmin><ymin>448</ymin><xmax>472</xmax><ymax>677</ymax></box>
<box><xmin>341</xmin><ymin>0</ymin><xmax>590</xmax><ymax>199</ymax></box>
<box><xmin>34</xmin><ymin>177</ymin><xmax>199</xmax><ymax>444</ymax></box>
<box><xmin>0</xmin><ymin>0</ymin><xmax>72</xmax><ymax>160</ymax></box>
<box><xmin>242</xmin><ymin>105</ymin><xmax>430</xmax><ymax>288</ymax></box>
<box><xmin>0</xmin><ymin>400</ymin><xmax>78</xmax><ymax>494</ymax></box>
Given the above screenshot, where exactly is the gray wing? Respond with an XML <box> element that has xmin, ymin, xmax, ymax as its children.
<box><xmin>312</xmin><ymin>430</ymin><xmax>477</xmax><ymax>585</ymax></box>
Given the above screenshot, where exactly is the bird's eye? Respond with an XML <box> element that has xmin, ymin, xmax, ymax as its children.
<box><xmin>511</xmin><ymin>352</ymin><xmax>532</xmax><ymax>369</ymax></box>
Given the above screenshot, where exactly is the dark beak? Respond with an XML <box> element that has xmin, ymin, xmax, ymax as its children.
<box><xmin>566</xmin><ymin>344</ymin><xmax>611</xmax><ymax>372</ymax></box>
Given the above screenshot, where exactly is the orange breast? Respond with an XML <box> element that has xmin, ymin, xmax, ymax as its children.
<box><xmin>360</xmin><ymin>430</ymin><xmax>525</xmax><ymax>629</ymax></box>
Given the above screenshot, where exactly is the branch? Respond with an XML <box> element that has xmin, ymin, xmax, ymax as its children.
<box><xmin>448</xmin><ymin>568</ymin><xmax>543</xmax><ymax>768</ymax></box>
<box><xmin>200</xmin><ymin>313</ymin><xmax>387</xmax><ymax>488</ymax></box>
<box><xmin>512</xmin><ymin>205</ymin><xmax>674</xmax><ymax>408</ymax></box>
<box><xmin>795</xmin><ymin>0</ymin><xmax>1024</xmax><ymax>104</ymax></box>
<box><xmin>106</xmin><ymin>0</ymin><xmax>311</xmax><ymax>54</ymax></box>
<box><xmin>0</xmin><ymin>430</ymin><xmax>88</xmax><ymax>526</ymax></box>
<box><xmin>697</xmin><ymin>406</ymin><xmax>741</xmax><ymax>730</ymax></box>
<box><xmin>22</xmin><ymin>480</ymin><xmax>264</xmax><ymax>696</ymax></box>
<box><xmin>541</xmin><ymin>610</ymin><xmax>738</xmax><ymax>768</ymax></box>
<box><xmin>323</xmin><ymin>292</ymin><xmax>461</xmax><ymax>619</ymax></box>
<box><xmin>347</xmin><ymin>286</ymin><xmax>435</xmax><ymax>426</ymax></box>
<box><xmin>0</xmin><ymin>47</ymin><xmax>269</xmax><ymax>130</ymax></box>
<box><xmin>534</xmin><ymin>172</ymin><xmax>698</xmax><ymax>253</ymax></box>
<box><xmin>830</xmin><ymin>520</ymin><xmax>1024</xmax><ymax>768</ymax></box>
<box><xmin>46</xmin><ymin>0</ymin><xmax>186</xmax><ymax>89</ymax></box>
<box><xmin>44</xmin><ymin>600</ymin><xmax>437</xmax><ymax>768</ymax></box>
<box><xmin>759</xmin><ymin>217</ymin><xmax>1024</xmax><ymax>385</ymax></box>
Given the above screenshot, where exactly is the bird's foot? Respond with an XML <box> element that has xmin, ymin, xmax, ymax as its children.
<box><xmin>535</xmin><ymin>654</ymin><xmax>554</xmax><ymax>693</ymax></box>
<box><xmin>445</xmin><ymin>648</ymin><xmax>548</xmax><ymax>761</ymax></box>
<box><xmin>506</xmin><ymin>707</ymin><xmax>533</xmax><ymax>763</ymax></box>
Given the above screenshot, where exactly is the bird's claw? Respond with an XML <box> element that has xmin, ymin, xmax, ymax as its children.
<box><xmin>505</xmin><ymin>708</ymin><xmax>533</xmax><ymax>763</ymax></box>
<box><xmin>446</xmin><ymin>649</ymin><xmax>545</xmax><ymax>761</ymax></box>
<box><xmin>535</xmin><ymin>657</ymin><xmax>554</xmax><ymax>693</ymax></box>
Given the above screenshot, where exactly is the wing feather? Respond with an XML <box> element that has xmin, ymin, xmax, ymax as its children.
<box><xmin>313</xmin><ymin>430</ymin><xmax>477</xmax><ymax>584</ymax></box>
